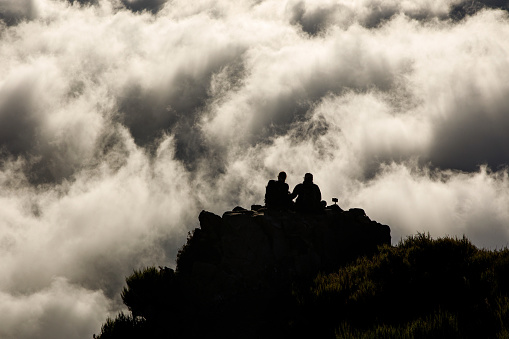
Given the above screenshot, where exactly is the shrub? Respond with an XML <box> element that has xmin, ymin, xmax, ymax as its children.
<box><xmin>96</xmin><ymin>234</ymin><xmax>509</xmax><ymax>338</ymax></box>
<box><xmin>302</xmin><ymin>234</ymin><xmax>509</xmax><ymax>339</ymax></box>
<box><xmin>95</xmin><ymin>312</ymin><xmax>145</xmax><ymax>339</ymax></box>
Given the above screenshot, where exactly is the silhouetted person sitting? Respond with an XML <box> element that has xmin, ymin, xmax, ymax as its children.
<box><xmin>291</xmin><ymin>173</ymin><xmax>324</xmax><ymax>214</ymax></box>
<box><xmin>265</xmin><ymin>172</ymin><xmax>292</xmax><ymax>210</ymax></box>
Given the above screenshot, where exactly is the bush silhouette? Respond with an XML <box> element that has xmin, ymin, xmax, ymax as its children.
<box><xmin>96</xmin><ymin>233</ymin><xmax>509</xmax><ymax>338</ymax></box>
<box><xmin>95</xmin><ymin>312</ymin><xmax>146</xmax><ymax>339</ymax></box>
<box><xmin>300</xmin><ymin>233</ymin><xmax>509</xmax><ymax>338</ymax></box>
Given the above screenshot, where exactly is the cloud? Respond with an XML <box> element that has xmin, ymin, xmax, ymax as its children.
<box><xmin>0</xmin><ymin>134</ymin><xmax>195</xmax><ymax>294</ymax></box>
<box><xmin>351</xmin><ymin>164</ymin><xmax>509</xmax><ymax>249</ymax></box>
<box><xmin>286</xmin><ymin>0</ymin><xmax>462</xmax><ymax>34</ymax></box>
<box><xmin>450</xmin><ymin>0</ymin><xmax>509</xmax><ymax>20</ymax></box>
<box><xmin>1</xmin><ymin>0</ymin><xmax>509</xmax><ymax>337</ymax></box>
<box><xmin>0</xmin><ymin>277</ymin><xmax>111</xmax><ymax>339</ymax></box>
<box><xmin>0</xmin><ymin>0</ymin><xmax>37</xmax><ymax>25</ymax></box>
<box><xmin>120</xmin><ymin>0</ymin><xmax>167</xmax><ymax>13</ymax></box>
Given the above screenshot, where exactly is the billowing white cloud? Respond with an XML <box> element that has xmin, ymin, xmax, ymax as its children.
<box><xmin>1</xmin><ymin>0</ymin><xmax>509</xmax><ymax>337</ymax></box>
<box><xmin>0</xmin><ymin>277</ymin><xmax>111</xmax><ymax>339</ymax></box>
<box><xmin>351</xmin><ymin>164</ymin><xmax>509</xmax><ymax>249</ymax></box>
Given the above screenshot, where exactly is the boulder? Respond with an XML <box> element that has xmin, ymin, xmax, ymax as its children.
<box><xmin>176</xmin><ymin>206</ymin><xmax>391</xmax><ymax>304</ymax></box>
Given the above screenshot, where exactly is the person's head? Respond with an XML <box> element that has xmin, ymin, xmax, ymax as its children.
<box><xmin>278</xmin><ymin>171</ymin><xmax>287</xmax><ymax>182</ymax></box>
<box><xmin>304</xmin><ymin>173</ymin><xmax>313</xmax><ymax>183</ymax></box>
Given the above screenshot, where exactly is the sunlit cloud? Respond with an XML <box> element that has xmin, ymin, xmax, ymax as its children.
<box><xmin>1</xmin><ymin>0</ymin><xmax>509</xmax><ymax>337</ymax></box>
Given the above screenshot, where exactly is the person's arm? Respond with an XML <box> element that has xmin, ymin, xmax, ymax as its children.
<box><xmin>290</xmin><ymin>184</ymin><xmax>300</xmax><ymax>200</ymax></box>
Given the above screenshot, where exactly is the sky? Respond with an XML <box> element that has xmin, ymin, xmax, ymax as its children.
<box><xmin>0</xmin><ymin>0</ymin><xmax>509</xmax><ymax>337</ymax></box>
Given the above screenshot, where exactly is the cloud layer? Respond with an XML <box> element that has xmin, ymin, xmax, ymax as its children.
<box><xmin>1</xmin><ymin>0</ymin><xmax>509</xmax><ymax>337</ymax></box>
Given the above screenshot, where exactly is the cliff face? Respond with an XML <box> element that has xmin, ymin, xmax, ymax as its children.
<box><xmin>177</xmin><ymin>205</ymin><xmax>391</xmax><ymax>304</ymax></box>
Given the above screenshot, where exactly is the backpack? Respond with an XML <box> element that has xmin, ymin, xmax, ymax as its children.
<box><xmin>265</xmin><ymin>180</ymin><xmax>278</xmax><ymax>207</ymax></box>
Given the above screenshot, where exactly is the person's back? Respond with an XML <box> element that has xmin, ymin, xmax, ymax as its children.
<box><xmin>265</xmin><ymin>172</ymin><xmax>291</xmax><ymax>210</ymax></box>
<box><xmin>291</xmin><ymin>173</ymin><xmax>322</xmax><ymax>213</ymax></box>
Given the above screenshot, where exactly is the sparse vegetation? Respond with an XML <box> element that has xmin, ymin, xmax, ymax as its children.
<box><xmin>296</xmin><ymin>233</ymin><xmax>509</xmax><ymax>338</ymax></box>
<box><xmin>96</xmin><ymin>233</ymin><xmax>509</xmax><ymax>338</ymax></box>
<box><xmin>96</xmin><ymin>312</ymin><xmax>146</xmax><ymax>339</ymax></box>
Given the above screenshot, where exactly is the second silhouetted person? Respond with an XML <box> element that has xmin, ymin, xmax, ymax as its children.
<box><xmin>291</xmin><ymin>173</ymin><xmax>323</xmax><ymax>213</ymax></box>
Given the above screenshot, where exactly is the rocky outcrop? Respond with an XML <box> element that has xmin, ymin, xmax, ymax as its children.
<box><xmin>100</xmin><ymin>206</ymin><xmax>391</xmax><ymax>339</ymax></box>
<box><xmin>176</xmin><ymin>205</ymin><xmax>391</xmax><ymax>305</ymax></box>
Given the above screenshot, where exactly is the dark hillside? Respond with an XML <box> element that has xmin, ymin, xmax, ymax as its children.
<box><xmin>95</xmin><ymin>208</ymin><xmax>509</xmax><ymax>338</ymax></box>
<box><xmin>96</xmin><ymin>205</ymin><xmax>389</xmax><ymax>338</ymax></box>
<box><xmin>300</xmin><ymin>234</ymin><xmax>509</xmax><ymax>338</ymax></box>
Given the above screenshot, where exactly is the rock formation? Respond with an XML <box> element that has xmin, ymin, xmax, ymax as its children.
<box><xmin>100</xmin><ymin>205</ymin><xmax>391</xmax><ymax>339</ymax></box>
<box><xmin>176</xmin><ymin>205</ymin><xmax>391</xmax><ymax>313</ymax></box>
